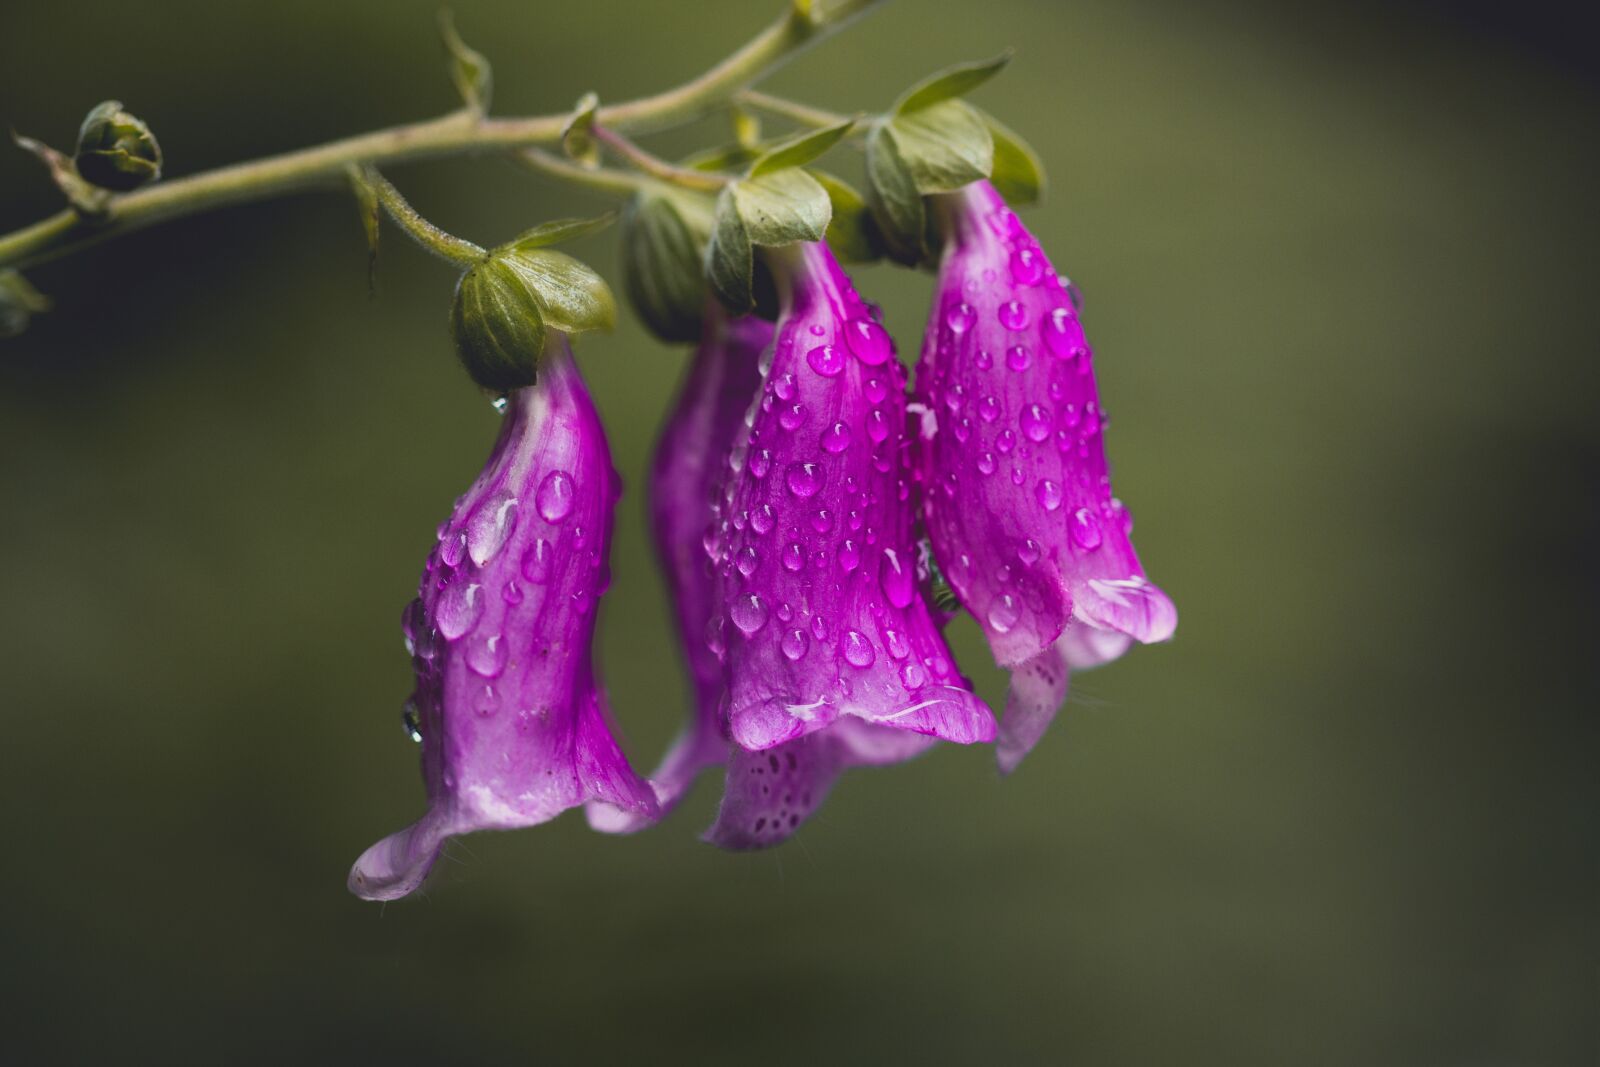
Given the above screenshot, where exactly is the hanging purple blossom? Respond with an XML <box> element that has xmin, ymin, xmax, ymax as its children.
<box><xmin>915</xmin><ymin>180</ymin><xmax>1176</xmax><ymax>772</ymax></box>
<box><xmin>349</xmin><ymin>338</ymin><xmax>656</xmax><ymax>900</ymax></box>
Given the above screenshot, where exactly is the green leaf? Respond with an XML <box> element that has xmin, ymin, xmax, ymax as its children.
<box><xmin>747</xmin><ymin>119</ymin><xmax>854</xmax><ymax>178</ymax></box>
<box><xmin>499</xmin><ymin>249</ymin><xmax>616</xmax><ymax>335</ymax></box>
<box><xmin>864</xmin><ymin>122</ymin><xmax>926</xmax><ymax>264</ymax></box>
<box><xmin>683</xmin><ymin>143</ymin><xmax>759</xmax><ymax>174</ymax></box>
<box><xmin>562</xmin><ymin>92</ymin><xmax>599</xmax><ymax>166</ymax></box>
<box><xmin>705</xmin><ymin>187</ymin><xmax>755</xmax><ymax>312</ymax></box>
<box><xmin>895</xmin><ymin>51</ymin><xmax>1013</xmax><ymax>114</ymax></box>
<box><xmin>0</xmin><ymin>270</ymin><xmax>51</xmax><ymax>338</ymax></box>
<box><xmin>731</xmin><ymin>168</ymin><xmax>831</xmax><ymax>246</ymax></box>
<box><xmin>977</xmin><ymin>108</ymin><xmax>1046</xmax><ymax>205</ymax></box>
<box><xmin>812</xmin><ymin>171</ymin><xmax>880</xmax><ymax>264</ymax></box>
<box><xmin>504</xmin><ymin>212</ymin><xmax>617</xmax><ymax>252</ymax></box>
<box><xmin>620</xmin><ymin>191</ymin><xmax>712</xmax><ymax>342</ymax></box>
<box><xmin>887</xmin><ymin>99</ymin><xmax>993</xmax><ymax>194</ymax></box>
<box><xmin>439</xmin><ymin>10</ymin><xmax>492</xmax><ymax>114</ymax></box>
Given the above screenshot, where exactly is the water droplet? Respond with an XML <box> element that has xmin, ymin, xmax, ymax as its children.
<box><xmin>785</xmin><ymin>463</ymin><xmax>822</xmax><ymax>498</ymax></box>
<box><xmin>706</xmin><ymin>616</ymin><xmax>727</xmax><ymax>658</ymax></box>
<box><xmin>439</xmin><ymin>530</ymin><xmax>467</xmax><ymax>568</ymax></box>
<box><xmin>900</xmin><ymin>662</ymin><xmax>927</xmax><ymax>688</ymax></box>
<box><xmin>809</xmin><ymin>323</ymin><xmax>827</xmax><ymax>337</ymax></box>
<box><xmin>842</xmin><ymin>630</ymin><xmax>876</xmax><ymax>668</ymax></box>
<box><xmin>773</xmin><ymin>372</ymin><xmax>797</xmax><ymax>400</ymax></box>
<box><xmin>975</xmin><ymin>348</ymin><xmax>994</xmax><ymax>370</ymax></box>
<box><xmin>401</xmin><ymin>701</ymin><xmax>423</xmax><ymax>743</ymax></box>
<box><xmin>1043</xmin><ymin>305</ymin><xmax>1078</xmax><ymax>358</ymax></box>
<box><xmin>811</xmin><ymin>615</ymin><xmax>829</xmax><ymax>641</ymax></box>
<box><xmin>878</xmin><ymin>548</ymin><xmax>914</xmax><ymax>608</ymax></box>
<box><xmin>467</xmin><ymin>490</ymin><xmax>519</xmax><ymax>566</ymax></box>
<box><xmin>996</xmin><ymin>429</ymin><xmax>1017</xmax><ymax>454</ymax></box>
<box><xmin>838</xmin><ymin>540</ymin><xmax>862</xmax><ymax>573</ymax></box>
<box><xmin>779</xmin><ymin>403</ymin><xmax>805</xmax><ymax>431</ymax></box>
<box><xmin>467</xmin><ymin>633</ymin><xmax>508</xmax><ymax>678</ymax></box>
<box><xmin>864</xmin><ymin>376</ymin><xmax>889</xmax><ymax>404</ymax></box>
<box><xmin>737</xmin><ymin>546</ymin><xmax>760</xmax><ymax>577</ymax></box>
<box><xmin>976</xmin><ymin>452</ymin><xmax>997</xmax><ymax>475</ymax></box>
<box><xmin>502</xmin><ymin>579</ymin><xmax>524</xmax><ymax>605</ymax></box>
<box><xmin>998</xmin><ymin>300</ymin><xmax>1031</xmax><ymax>331</ymax></box>
<box><xmin>473</xmin><ymin>683</ymin><xmax>498</xmax><ymax>718</ymax></box>
<box><xmin>866</xmin><ymin>410</ymin><xmax>890</xmax><ymax>443</ymax></box>
<box><xmin>522</xmin><ymin>539</ymin><xmax>553</xmax><ymax>583</ymax></box>
<box><xmin>782</xmin><ymin>543</ymin><xmax>804</xmax><ymax>572</ymax></box>
<box><xmin>1070</xmin><ymin>507</ymin><xmax>1103</xmax><ymax>550</ymax></box>
<box><xmin>1021</xmin><ymin>402</ymin><xmax>1052</xmax><ymax>442</ymax></box>
<box><xmin>490</xmin><ymin>396</ymin><xmax>509</xmax><ymax>415</ymax></box>
<box><xmin>945</xmin><ymin>301</ymin><xmax>976</xmax><ymax>334</ymax></box>
<box><xmin>1018</xmin><ymin>538</ymin><xmax>1041</xmax><ymax>565</ymax></box>
<box><xmin>750</xmin><ymin>505</ymin><xmax>775</xmax><ymax>535</ymax></box>
<box><xmin>807</xmin><ymin>343</ymin><xmax>845</xmax><ymax>377</ymax></box>
<box><xmin>844</xmin><ymin>318</ymin><xmax>893</xmax><ymax>365</ymax></box>
<box><xmin>988</xmin><ymin>594</ymin><xmax>1020</xmax><ymax>634</ymax></box>
<box><xmin>731</xmin><ymin>593</ymin><xmax>769</xmax><ymax>635</ymax></box>
<box><xmin>978</xmin><ymin>395</ymin><xmax>1000</xmax><ymax>423</ymax></box>
<box><xmin>781</xmin><ymin>628</ymin><xmax>809</xmax><ymax>661</ymax></box>
<box><xmin>749</xmin><ymin>449</ymin><xmax>772</xmax><ymax>478</ymax></box>
<box><xmin>1006</xmin><ymin>344</ymin><xmax>1032</xmax><ymax>372</ymax></box>
<box><xmin>886</xmin><ymin>629</ymin><xmax>910</xmax><ymax>660</ymax></box>
<box><xmin>1036</xmin><ymin>480</ymin><xmax>1063</xmax><ymax>512</ymax></box>
<box><xmin>822</xmin><ymin>422</ymin><xmax>851</xmax><ymax>453</ymax></box>
<box><xmin>1009</xmin><ymin>246</ymin><xmax>1045</xmax><ymax>286</ymax></box>
<box><xmin>436</xmin><ymin>581</ymin><xmax>484</xmax><ymax>641</ymax></box>
<box><xmin>536</xmin><ymin>471</ymin><xmax>575</xmax><ymax>523</ymax></box>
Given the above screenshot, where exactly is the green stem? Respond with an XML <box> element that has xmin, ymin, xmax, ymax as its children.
<box><xmin>0</xmin><ymin>0</ymin><xmax>884</xmax><ymax>272</ymax></box>
<box><xmin>738</xmin><ymin>90</ymin><xmax>859</xmax><ymax>131</ymax></box>
<box><xmin>591</xmin><ymin>126</ymin><xmax>727</xmax><ymax>192</ymax></box>
<box><xmin>516</xmin><ymin>150</ymin><xmax>660</xmax><ymax>198</ymax></box>
<box><xmin>363</xmin><ymin>169</ymin><xmax>485</xmax><ymax>267</ymax></box>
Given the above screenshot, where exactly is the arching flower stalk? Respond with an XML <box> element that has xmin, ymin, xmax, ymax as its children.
<box><xmin>350</xmin><ymin>337</ymin><xmax>656</xmax><ymax>900</ymax></box>
<box><xmin>915</xmin><ymin>180</ymin><xmax>1176</xmax><ymax>772</ymax></box>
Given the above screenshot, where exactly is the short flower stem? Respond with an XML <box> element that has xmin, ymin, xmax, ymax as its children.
<box><xmin>516</xmin><ymin>150</ymin><xmax>661</xmax><ymax>199</ymax></box>
<box><xmin>589</xmin><ymin>126</ymin><xmax>728</xmax><ymax>192</ymax></box>
<box><xmin>362</xmin><ymin>169</ymin><xmax>485</xmax><ymax>268</ymax></box>
<box><xmin>0</xmin><ymin>0</ymin><xmax>884</xmax><ymax>272</ymax></box>
<box><xmin>737</xmin><ymin>90</ymin><xmax>860</xmax><ymax>132</ymax></box>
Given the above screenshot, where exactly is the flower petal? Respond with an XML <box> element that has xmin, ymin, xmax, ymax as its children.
<box><xmin>996</xmin><ymin>643</ymin><xmax>1069</xmax><ymax>776</ymax></box>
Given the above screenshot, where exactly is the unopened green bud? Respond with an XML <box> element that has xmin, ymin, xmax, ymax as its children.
<box><xmin>450</xmin><ymin>257</ymin><xmax>546</xmax><ymax>393</ymax></box>
<box><xmin>74</xmin><ymin>101</ymin><xmax>161</xmax><ymax>191</ymax></box>
<box><xmin>620</xmin><ymin>191</ymin><xmax>711</xmax><ymax>343</ymax></box>
<box><xmin>449</xmin><ymin>242</ymin><xmax>615</xmax><ymax>393</ymax></box>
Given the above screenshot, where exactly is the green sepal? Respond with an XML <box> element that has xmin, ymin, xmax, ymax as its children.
<box><xmin>705</xmin><ymin>187</ymin><xmax>755</xmax><ymax>312</ymax></box>
<box><xmin>683</xmin><ymin>143</ymin><xmax>759</xmax><ymax>175</ymax></box>
<box><xmin>747</xmin><ymin>119</ymin><xmax>854</xmax><ymax>178</ymax></box>
<box><xmin>0</xmin><ymin>270</ymin><xmax>51</xmax><ymax>338</ymax></box>
<box><xmin>886</xmin><ymin>99</ymin><xmax>993</xmax><ymax>194</ymax></box>
<box><xmin>14</xmin><ymin>131</ymin><xmax>109</xmax><ymax>215</ymax></box>
<box><xmin>732</xmin><ymin>167</ymin><xmax>831</xmax><ymax>246</ymax></box>
<box><xmin>621</xmin><ymin>190</ymin><xmax>713</xmax><ymax>342</ymax></box>
<box><xmin>864</xmin><ymin>122</ymin><xmax>926</xmax><ymax>265</ymax></box>
<box><xmin>505</xmin><ymin>212</ymin><xmax>617</xmax><ymax>252</ymax></box>
<box><xmin>812</xmin><ymin>170</ymin><xmax>881</xmax><ymax>264</ymax></box>
<box><xmin>73</xmin><ymin>100</ymin><xmax>161</xmax><ymax>192</ymax></box>
<box><xmin>976</xmin><ymin>107</ymin><xmax>1046</xmax><ymax>205</ymax></box>
<box><xmin>438</xmin><ymin>10</ymin><xmax>492</xmax><ymax>114</ymax></box>
<box><xmin>562</xmin><ymin>93</ymin><xmax>599</xmax><ymax>166</ymax></box>
<box><xmin>496</xmin><ymin>248</ymin><xmax>616</xmax><ymax>336</ymax></box>
<box><xmin>893</xmin><ymin>52</ymin><xmax>1012</xmax><ymax>115</ymax></box>
<box><xmin>450</xmin><ymin>261</ymin><xmax>545</xmax><ymax>392</ymax></box>
<box><xmin>346</xmin><ymin>165</ymin><xmax>382</xmax><ymax>290</ymax></box>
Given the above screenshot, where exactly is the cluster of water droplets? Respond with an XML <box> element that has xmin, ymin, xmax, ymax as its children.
<box><xmin>705</xmin><ymin>271</ymin><xmax>961</xmax><ymax>713</ymax></box>
<box><xmin>913</xmin><ymin>198</ymin><xmax>1144</xmax><ymax>642</ymax></box>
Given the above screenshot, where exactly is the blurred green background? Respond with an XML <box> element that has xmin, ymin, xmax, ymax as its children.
<box><xmin>1</xmin><ymin>1</ymin><xmax>1594</xmax><ymax>1063</ymax></box>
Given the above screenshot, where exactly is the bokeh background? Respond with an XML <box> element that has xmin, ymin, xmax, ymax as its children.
<box><xmin>1</xmin><ymin>1</ymin><xmax>1594</xmax><ymax>1062</ymax></box>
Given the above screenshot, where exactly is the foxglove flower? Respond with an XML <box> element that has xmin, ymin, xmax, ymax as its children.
<box><xmin>713</xmin><ymin>243</ymin><xmax>997</xmax><ymax>758</ymax></box>
<box><xmin>350</xmin><ymin>338</ymin><xmax>656</xmax><ymax>900</ymax></box>
<box><xmin>591</xmin><ymin>303</ymin><xmax>945</xmax><ymax>849</ymax></box>
<box><xmin>915</xmin><ymin>180</ymin><xmax>1176</xmax><ymax>772</ymax></box>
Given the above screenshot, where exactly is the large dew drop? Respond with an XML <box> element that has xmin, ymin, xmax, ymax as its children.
<box><xmin>466</xmin><ymin>490</ymin><xmax>519</xmax><ymax>566</ymax></box>
<box><xmin>535</xmin><ymin>471</ymin><xmax>576</xmax><ymax>523</ymax></box>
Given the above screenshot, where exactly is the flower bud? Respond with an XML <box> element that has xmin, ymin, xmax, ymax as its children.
<box><xmin>73</xmin><ymin>101</ymin><xmax>161</xmax><ymax>192</ymax></box>
<box><xmin>450</xmin><ymin>256</ymin><xmax>546</xmax><ymax>393</ymax></box>
<box><xmin>449</xmin><ymin>242</ymin><xmax>615</xmax><ymax>393</ymax></box>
